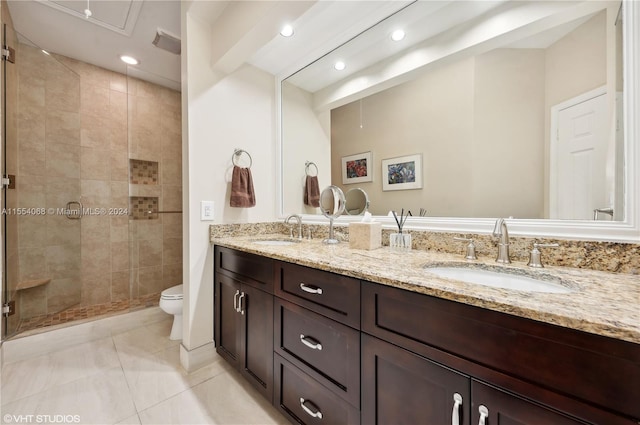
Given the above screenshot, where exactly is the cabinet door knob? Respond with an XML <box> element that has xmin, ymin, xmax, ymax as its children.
<box><xmin>300</xmin><ymin>283</ymin><xmax>323</xmax><ymax>295</ymax></box>
<box><xmin>233</xmin><ymin>290</ymin><xmax>240</xmax><ymax>312</ymax></box>
<box><xmin>300</xmin><ymin>334</ymin><xmax>323</xmax><ymax>351</ymax></box>
<box><xmin>299</xmin><ymin>397</ymin><xmax>323</xmax><ymax>419</ymax></box>
<box><xmin>452</xmin><ymin>393</ymin><xmax>462</xmax><ymax>425</ymax></box>
<box><xmin>478</xmin><ymin>405</ymin><xmax>489</xmax><ymax>425</ymax></box>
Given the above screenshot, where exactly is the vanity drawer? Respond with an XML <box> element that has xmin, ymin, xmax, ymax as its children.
<box><xmin>215</xmin><ymin>246</ymin><xmax>274</xmax><ymax>292</ymax></box>
<box><xmin>274</xmin><ymin>354</ymin><xmax>360</xmax><ymax>425</ymax></box>
<box><xmin>361</xmin><ymin>281</ymin><xmax>640</xmax><ymax>420</ymax></box>
<box><xmin>274</xmin><ymin>298</ymin><xmax>360</xmax><ymax>407</ymax></box>
<box><xmin>275</xmin><ymin>261</ymin><xmax>360</xmax><ymax>328</ymax></box>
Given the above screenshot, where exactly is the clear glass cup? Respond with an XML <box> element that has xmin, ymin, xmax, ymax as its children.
<box><xmin>390</xmin><ymin>233</ymin><xmax>411</xmax><ymax>249</ymax></box>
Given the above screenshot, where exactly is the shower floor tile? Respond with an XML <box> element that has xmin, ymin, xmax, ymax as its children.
<box><xmin>1</xmin><ymin>315</ymin><xmax>288</xmax><ymax>425</ymax></box>
<box><xmin>16</xmin><ymin>292</ymin><xmax>161</xmax><ymax>334</ymax></box>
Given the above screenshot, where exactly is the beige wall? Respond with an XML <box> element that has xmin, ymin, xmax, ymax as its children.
<box><xmin>13</xmin><ymin>45</ymin><xmax>182</xmax><ymax>322</ymax></box>
<box><xmin>332</xmin><ymin>57</ymin><xmax>475</xmax><ymax>217</ymax></box>
<box><xmin>331</xmin><ymin>50</ymin><xmax>546</xmax><ymax>219</ymax></box>
<box><xmin>183</xmin><ymin>8</ymin><xmax>280</xmax><ymax>354</ymax></box>
<box><xmin>282</xmin><ymin>81</ymin><xmax>331</xmax><ymax>215</ymax></box>
<box><xmin>473</xmin><ymin>48</ymin><xmax>546</xmax><ymax>218</ymax></box>
<box><xmin>545</xmin><ymin>11</ymin><xmax>607</xmax><ymax>109</ymax></box>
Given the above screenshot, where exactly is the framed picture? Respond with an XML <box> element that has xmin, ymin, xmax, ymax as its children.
<box><xmin>341</xmin><ymin>151</ymin><xmax>373</xmax><ymax>184</ymax></box>
<box><xmin>382</xmin><ymin>154</ymin><xmax>423</xmax><ymax>191</ymax></box>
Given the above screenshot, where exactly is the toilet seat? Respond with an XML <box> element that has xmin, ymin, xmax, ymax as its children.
<box><xmin>161</xmin><ymin>284</ymin><xmax>183</xmax><ymax>300</ymax></box>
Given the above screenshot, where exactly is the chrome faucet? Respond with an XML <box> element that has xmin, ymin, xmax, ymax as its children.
<box><xmin>285</xmin><ymin>214</ymin><xmax>303</xmax><ymax>239</ymax></box>
<box><xmin>492</xmin><ymin>218</ymin><xmax>511</xmax><ymax>264</ymax></box>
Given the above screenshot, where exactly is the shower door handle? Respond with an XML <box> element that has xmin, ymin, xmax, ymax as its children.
<box><xmin>65</xmin><ymin>201</ymin><xmax>83</xmax><ymax>219</ymax></box>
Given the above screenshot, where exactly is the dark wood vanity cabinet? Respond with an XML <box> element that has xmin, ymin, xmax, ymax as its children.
<box><xmin>361</xmin><ymin>281</ymin><xmax>639</xmax><ymax>425</ymax></box>
<box><xmin>273</xmin><ymin>261</ymin><xmax>361</xmax><ymax>424</ymax></box>
<box><xmin>213</xmin><ymin>246</ymin><xmax>639</xmax><ymax>425</ymax></box>
<box><xmin>214</xmin><ymin>246</ymin><xmax>274</xmax><ymax>402</ymax></box>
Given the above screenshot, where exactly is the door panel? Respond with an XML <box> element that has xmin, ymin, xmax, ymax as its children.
<box><xmin>553</xmin><ymin>92</ymin><xmax>609</xmax><ymax>219</ymax></box>
<box><xmin>215</xmin><ymin>274</ymin><xmax>241</xmax><ymax>367</ymax></box>
<box><xmin>240</xmin><ymin>283</ymin><xmax>273</xmax><ymax>402</ymax></box>
<box><xmin>362</xmin><ymin>334</ymin><xmax>470</xmax><ymax>425</ymax></box>
<box><xmin>471</xmin><ymin>380</ymin><xmax>586</xmax><ymax>425</ymax></box>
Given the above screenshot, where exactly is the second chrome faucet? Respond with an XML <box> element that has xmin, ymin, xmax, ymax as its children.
<box><xmin>492</xmin><ymin>218</ymin><xmax>511</xmax><ymax>264</ymax></box>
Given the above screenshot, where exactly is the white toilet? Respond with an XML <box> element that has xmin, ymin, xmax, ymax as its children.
<box><xmin>159</xmin><ymin>284</ymin><xmax>183</xmax><ymax>340</ymax></box>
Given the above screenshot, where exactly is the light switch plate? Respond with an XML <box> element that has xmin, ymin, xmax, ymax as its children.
<box><xmin>201</xmin><ymin>201</ymin><xmax>214</xmax><ymax>221</ymax></box>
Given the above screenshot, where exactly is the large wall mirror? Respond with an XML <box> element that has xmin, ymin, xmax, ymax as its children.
<box><xmin>279</xmin><ymin>0</ymin><xmax>639</xmax><ymax>242</ymax></box>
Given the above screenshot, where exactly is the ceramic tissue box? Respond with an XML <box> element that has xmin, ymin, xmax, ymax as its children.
<box><xmin>349</xmin><ymin>221</ymin><xmax>382</xmax><ymax>250</ymax></box>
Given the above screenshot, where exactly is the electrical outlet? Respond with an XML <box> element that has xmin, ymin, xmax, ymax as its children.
<box><xmin>201</xmin><ymin>201</ymin><xmax>214</xmax><ymax>221</ymax></box>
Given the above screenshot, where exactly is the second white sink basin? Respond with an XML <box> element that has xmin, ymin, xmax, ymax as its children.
<box><xmin>426</xmin><ymin>266</ymin><xmax>572</xmax><ymax>293</ymax></box>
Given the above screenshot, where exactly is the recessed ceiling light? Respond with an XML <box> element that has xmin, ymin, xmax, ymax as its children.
<box><xmin>391</xmin><ymin>29</ymin><xmax>405</xmax><ymax>41</ymax></box>
<box><xmin>41</xmin><ymin>50</ymin><xmax>50</xmax><ymax>56</ymax></box>
<box><xmin>120</xmin><ymin>55</ymin><xmax>139</xmax><ymax>65</ymax></box>
<box><xmin>334</xmin><ymin>61</ymin><xmax>346</xmax><ymax>71</ymax></box>
<box><xmin>280</xmin><ymin>24</ymin><xmax>294</xmax><ymax>37</ymax></box>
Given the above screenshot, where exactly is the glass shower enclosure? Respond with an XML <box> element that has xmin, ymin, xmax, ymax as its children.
<box><xmin>2</xmin><ymin>23</ymin><xmax>83</xmax><ymax>338</ymax></box>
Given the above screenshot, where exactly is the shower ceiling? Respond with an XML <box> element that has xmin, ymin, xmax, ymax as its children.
<box><xmin>6</xmin><ymin>0</ymin><xmax>181</xmax><ymax>90</ymax></box>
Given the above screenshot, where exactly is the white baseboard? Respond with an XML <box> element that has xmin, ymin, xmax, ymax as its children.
<box><xmin>180</xmin><ymin>341</ymin><xmax>216</xmax><ymax>372</ymax></box>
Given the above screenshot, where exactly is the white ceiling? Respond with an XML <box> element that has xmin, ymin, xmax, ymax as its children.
<box><xmin>249</xmin><ymin>0</ymin><xmax>612</xmax><ymax>95</ymax></box>
<box><xmin>7</xmin><ymin>0</ymin><xmax>181</xmax><ymax>90</ymax></box>
<box><xmin>4</xmin><ymin>0</ymin><xmax>612</xmax><ymax>96</ymax></box>
<box><xmin>253</xmin><ymin>0</ymin><xmax>508</xmax><ymax>93</ymax></box>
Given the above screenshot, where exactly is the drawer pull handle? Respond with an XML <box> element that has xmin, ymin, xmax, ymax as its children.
<box><xmin>233</xmin><ymin>290</ymin><xmax>240</xmax><ymax>312</ymax></box>
<box><xmin>300</xmin><ymin>283</ymin><xmax>323</xmax><ymax>295</ymax></box>
<box><xmin>300</xmin><ymin>334</ymin><xmax>323</xmax><ymax>351</ymax></box>
<box><xmin>299</xmin><ymin>397</ymin><xmax>323</xmax><ymax>419</ymax></box>
<box><xmin>238</xmin><ymin>292</ymin><xmax>245</xmax><ymax>315</ymax></box>
<box><xmin>452</xmin><ymin>393</ymin><xmax>462</xmax><ymax>425</ymax></box>
<box><xmin>478</xmin><ymin>405</ymin><xmax>489</xmax><ymax>425</ymax></box>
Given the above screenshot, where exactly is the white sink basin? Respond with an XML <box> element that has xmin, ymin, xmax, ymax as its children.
<box><xmin>426</xmin><ymin>266</ymin><xmax>572</xmax><ymax>293</ymax></box>
<box><xmin>253</xmin><ymin>239</ymin><xmax>298</xmax><ymax>246</ymax></box>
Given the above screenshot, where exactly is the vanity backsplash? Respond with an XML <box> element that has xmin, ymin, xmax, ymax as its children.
<box><xmin>209</xmin><ymin>222</ymin><xmax>640</xmax><ymax>275</ymax></box>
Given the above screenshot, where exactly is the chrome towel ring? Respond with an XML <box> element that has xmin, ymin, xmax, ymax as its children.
<box><xmin>233</xmin><ymin>149</ymin><xmax>252</xmax><ymax>168</ymax></box>
<box><xmin>305</xmin><ymin>161</ymin><xmax>318</xmax><ymax>177</ymax></box>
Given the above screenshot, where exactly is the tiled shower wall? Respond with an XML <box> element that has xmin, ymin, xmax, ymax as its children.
<box><xmin>127</xmin><ymin>75</ymin><xmax>182</xmax><ymax>298</ymax></box>
<box><xmin>14</xmin><ymin>44</ymin><xmax>182</xmax><ymax>322</ymax></box>
<box><xmin>16</xmin><ymin>44</ymin><xmax>82</xmax><ymax>318</ymax></box>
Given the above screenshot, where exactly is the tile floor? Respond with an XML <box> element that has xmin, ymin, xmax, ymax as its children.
<box><xmin>1</xmin><ymin>314</ymin><xmax>288</xmax><ymax>425</ymax></box>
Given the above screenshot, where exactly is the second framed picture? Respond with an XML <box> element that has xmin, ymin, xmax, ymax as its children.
<box><xmin>341</xmin><ymin>151</ymin><xmax>373</xmax><ymax>184</ymax></box>
<box><xmin>382</xmin><ymin>154</ymin><xmax>423</xmax><ymax>191</ymax></box>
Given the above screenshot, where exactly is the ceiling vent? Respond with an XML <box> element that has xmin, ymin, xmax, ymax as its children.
<box><xmin>152</xmin><ymin>28</ymin><xmax>181</xmax><ymax>55</ymax></box>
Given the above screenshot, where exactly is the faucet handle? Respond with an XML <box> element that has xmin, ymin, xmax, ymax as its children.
<box><xmin>527</xmin><ymin>242</ymin><xmax>559</xmax><ymax>268</ymax></box>
<box><xmin>453</xmin><ymin>237</ymin><xmax>477</xmax><ymax>261</ymax></box>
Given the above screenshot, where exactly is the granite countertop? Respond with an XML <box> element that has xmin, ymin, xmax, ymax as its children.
<box><xmin>212</xmin><ymin>234</ymin><xmax>640</xmax><ymax>344</ymax></box>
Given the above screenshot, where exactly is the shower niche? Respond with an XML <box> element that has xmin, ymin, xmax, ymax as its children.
<box><xmin>129</xmin><ymin>159</ymin><xmax>159</xmax><ymax>220</ymax></box>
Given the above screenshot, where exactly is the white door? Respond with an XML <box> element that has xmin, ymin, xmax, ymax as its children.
<box><xmin>551</xmin><ymin>91</ymin><xmax>609</xmax><ymax>220</ymax></box>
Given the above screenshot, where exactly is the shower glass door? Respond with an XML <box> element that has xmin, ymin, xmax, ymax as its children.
<box><xmin>2</xmin><ymin>24</ymin><xmax>82</xmax><ymax>338</ymax></box>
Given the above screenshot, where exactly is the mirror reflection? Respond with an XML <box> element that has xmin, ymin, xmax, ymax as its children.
<box><xmin>282</xmin><ymin>0</ymin><xmax>625</xmax><ymax>221</ymax></box>
<box><xmin>345</xmin><ymin>188</ymin><xmax>370</xmax><ymax>215</ymax></box>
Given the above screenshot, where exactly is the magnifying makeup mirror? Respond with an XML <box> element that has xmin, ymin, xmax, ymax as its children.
<box><xmin>319</xmin><ymin>185</ymin><xmax>346</xmax><ymax>244</ymax></box>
